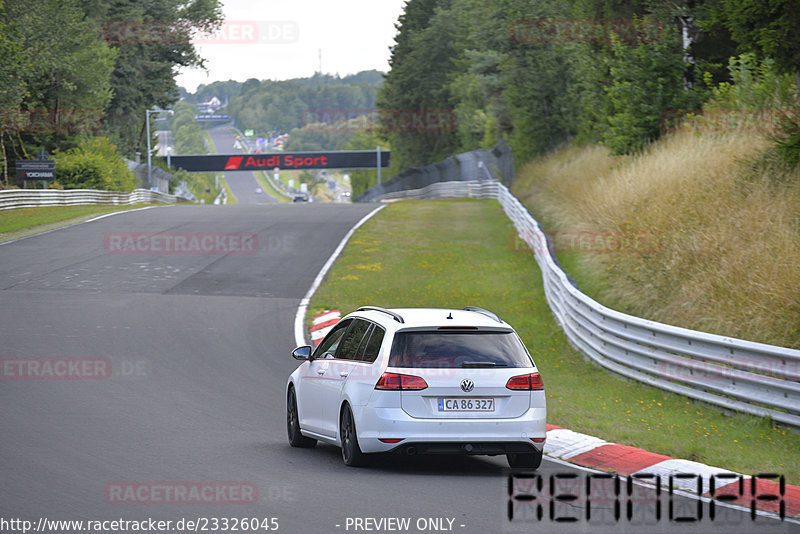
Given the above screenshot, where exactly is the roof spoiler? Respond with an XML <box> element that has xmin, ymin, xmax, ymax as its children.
<box><xmin>463</xmin><ymin>306</ymin><xmax>502</xmax><ymax>323</ymax></box>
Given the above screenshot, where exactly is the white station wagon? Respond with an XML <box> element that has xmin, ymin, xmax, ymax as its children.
<box><xmin>287</xmin><ymin>307</ymin><xmax>547</xmax><ymax>467</ymax></box>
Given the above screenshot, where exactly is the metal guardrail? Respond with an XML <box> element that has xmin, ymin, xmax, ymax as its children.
<box><xmin>376</xmin><ymin>180</ymin><xmax>501</xmax><ymax>201</ymax></box>
<box><xmin>0</xmin><ymin>188</ymin><xmax>186</xmax><ymax>210</ymax></box>
<box><xmin>373</xmin><ymin>180</ymin><xmax>800</xmax><ymax>427</ymax></box>
<box><xmin>356</xmin><ymin>141</ymin><xmax>514</xmax><ymax>202</ymax></box>
<box><xmin>263</xmin><ymin>170</ymin><xmax>294</xmax><ymax>200</ymax></box>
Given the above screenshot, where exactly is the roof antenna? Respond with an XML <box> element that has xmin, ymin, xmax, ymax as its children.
<box><xmin>446</xmin><ymin>312</ymin><xmax>453</xmax><ymax>320</ymax></box>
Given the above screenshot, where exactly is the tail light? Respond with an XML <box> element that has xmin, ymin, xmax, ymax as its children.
<box><xmin>506</xmin><ymin>372</ymin><xmax>544</xmax><ymax>391</ymax></box>
<box><xmin>375</xmin><ymin>372</ymin><xmax>428</xmax><ymax>390</ymax></box>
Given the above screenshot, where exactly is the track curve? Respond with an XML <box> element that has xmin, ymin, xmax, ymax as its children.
<box><xmin>0</xmin><ymin>204</ymin><xmax>786</xmax><ymax>534</ymax></box>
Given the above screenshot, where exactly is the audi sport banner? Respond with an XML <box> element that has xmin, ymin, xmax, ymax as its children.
<box><xmin>168</xmin><ymin>150</ymin><xmax>390</xmax><ymax>172</ymax></box>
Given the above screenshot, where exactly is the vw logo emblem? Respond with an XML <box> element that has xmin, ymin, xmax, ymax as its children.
<box><xmin>460</xmin><ymin>379</ymin><xmax>474</xmax><ymax>392</ymax></box>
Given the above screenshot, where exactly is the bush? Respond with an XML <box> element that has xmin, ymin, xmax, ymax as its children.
<box><xmin>773</xmin><ymin>113</ymin><xmax>800</xmax><ymax>167</ymax></box>
<box><xmin>54</xmin><ymin>137</ymin><xmax>135</xmax><ymax>191</ymax></box>
<box><xmin>601</xmin><ymin>30</ymin><xmax>687</xmax><ymax>154</ymax></box>
<box><xmin>704</xmin><ymin>54</ymin><xmax>796</xmax><ymax>112</ymax></box>
<box><xmin>700</xmin><ymin>54</ymin><xmax>800</xmax><ymax>168</ymax></box>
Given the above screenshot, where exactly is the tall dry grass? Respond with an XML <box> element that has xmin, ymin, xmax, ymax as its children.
<box><xmin>514</xmin><ymin>133</ymin><xmax>800</xmax><ymax>348</ymax></box>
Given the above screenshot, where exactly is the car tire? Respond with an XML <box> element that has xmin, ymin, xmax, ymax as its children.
<box><xmin>507</xmin><ymin>449</ymin><xmax>543</xmax><ymax>469</ymax></box>
<box><xmin>340</xmin><ymin>405</ymin><xmax>366</xmax><ymax>467</ymax></box>
<box><xmin>287</xmin><ymin>387</ymin><xmax>316</xmax><ymax>448</ymax></box>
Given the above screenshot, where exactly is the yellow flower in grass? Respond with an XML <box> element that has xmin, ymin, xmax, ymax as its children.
<box><xmin>354</xmin><ymin>263</ymin><xmax>384</xmax><ymax>272</ymax></box>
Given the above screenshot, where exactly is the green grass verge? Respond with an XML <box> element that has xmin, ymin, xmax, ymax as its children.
<box><xmin>254</xmin><ymin>171</ymin><xmax>290</xmax><ymax>203</ymax></box>
<box><xmin>0</xmin><ymin>204</ymin><xmax>158</xmax><ymax>242</ymax></box>
<box><xmin>218</xmin><ymin>175</ymin><xmax>237</xmax><ymax>204</ymax></box>
<box><xmin>203</xmin><ymin>130</ymin><xmax>217</xmax><ymax>153</ymax></box>
<box><xmin>309</xmin><ymin>199</ymin><xmax>800</xmax><ymax>483</ymax></box>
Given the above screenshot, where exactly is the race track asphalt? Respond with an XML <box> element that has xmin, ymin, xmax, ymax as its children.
<box><xmin>0</xmin><ymin>204</ymin><xmax>791</xmax><ymax>534</ymax></box>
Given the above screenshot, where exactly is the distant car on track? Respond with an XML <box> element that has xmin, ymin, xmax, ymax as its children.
<box><xmin>286</xmin><ymin>307</ymin><xmax>546</xmax><ymax>467</ymax></box>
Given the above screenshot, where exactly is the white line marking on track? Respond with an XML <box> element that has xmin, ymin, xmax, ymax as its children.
<box><xmin>0</xmin><ymin>205</ymin><xmax>168</xmax><ymax>246</ymax></box>
<box><xmin>293</xmin><ymin>205</ymin><xmax>386</xmax><ymax>348</ymax></box>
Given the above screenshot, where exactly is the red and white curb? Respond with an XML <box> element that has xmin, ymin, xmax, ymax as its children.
<box><xmin>544</xmin><ymin>424</ymin><xmax>800</xmax><ymax>519</ymax></box>
<box><xmin>310</xmin><ymin>310</ymin><xmax>341</xmax><ymax>346</ymax></box>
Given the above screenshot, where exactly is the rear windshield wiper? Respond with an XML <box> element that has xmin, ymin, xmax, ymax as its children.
<box><xmin>461</xmin><ymin>361</ymin><xmax>507</xmax><ymax>368</ymax></box>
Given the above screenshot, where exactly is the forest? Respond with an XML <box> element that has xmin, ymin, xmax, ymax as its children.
<box><xmin>2</xmin><ymin>0</ymin><xmax>798</xmax><ymax>191</ymax></box>
<box><xmin>196</xmin><ymin>71</ymin><xmax>384</xmax><ymax>151</ymax></box>
<box><xmin>376</xmin><ymin>0</ymin><xmax>800</xmax><ymax>173</ymax></box>
<box><xmin>0</xmin><ymin>0</ymin><xmax>223</xmax><ymax>188</ymax></box>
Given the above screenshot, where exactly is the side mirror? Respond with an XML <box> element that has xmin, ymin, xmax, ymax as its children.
<box><xmin>292</xmin><ymin>345</ymin><xmax>313</xmax><ymax>360</ymax></box>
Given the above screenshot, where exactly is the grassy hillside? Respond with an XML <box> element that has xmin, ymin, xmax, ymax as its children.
<box><xmin>513</xmin><ymin>133</ymin><xmax>800</xmax><ymax>349</ymax></box>
<box><xmin>309</xmin><ymin>199</ymin><xmax>800</xmax><ymax>483</ymax></box>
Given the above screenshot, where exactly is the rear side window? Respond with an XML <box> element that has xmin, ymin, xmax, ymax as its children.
<box><xmin>388</xmin><ymin>331</ymin><xmax>533</xmax><ymax>368</ymax></box>
<box><xmin>335</xmin><ymin>319</ymin><xmax>372</xmax><ymax>360</ymax></box>
<box><xmin>360</xmin><ymin>325</ymin><xmax>385</xmax><ymax>363</ymax></box>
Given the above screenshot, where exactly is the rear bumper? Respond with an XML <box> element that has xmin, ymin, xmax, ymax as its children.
<box><xmin>352</xmin><ymin>405</ymin><xmax>547</xmax><ymax>454</ymax></box>
<box><xmin>387</xmin><ymin>441</ymin><xmax>538</xmax><ymax>455</ymax></box>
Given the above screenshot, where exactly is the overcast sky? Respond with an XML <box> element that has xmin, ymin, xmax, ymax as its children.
<box><xmin>175</xmin><ymin>0</ymin><xmax>408</xmax><ymax>93</ymax></box>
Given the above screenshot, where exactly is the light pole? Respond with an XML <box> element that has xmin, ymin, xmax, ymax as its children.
<box><xmin>376</xmin><ymin>145</ymin><xmax>381</xmax><ymax>185</ymax></box>
<box><xmin>146</xmin><ymin>109</ymin><xmax>174</xmax><ymax>188</ymax></box>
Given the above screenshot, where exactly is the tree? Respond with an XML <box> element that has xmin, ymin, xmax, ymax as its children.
<box><xmin>0</xmin><ymin>0</ymin><xmax>28</xmax><ymax>185</ymax></box>
<box><xmin>377</xmin><ymin>0</ymin><xmax>461</xmax><ymax>170</ymax></box>
<box><xmin>1</xmin><ymin>0</ymin><xmax>116</xmax><ymax>183</ymax></box>
<box><xmin>284</xmin><ymin>125</ymin><xmax>353</xmax><ymax>152</ymax></box>
<box><xmin>601</xmin><ymin>30</ymin><xmax>688</xmax><ymax>153</ymax></box>
<box><xmin>709</xmin><ymin>0</ymin><xmax>800</xmax><ymax>105</ymax></box>
<box><xmin>224</xmin><ymin>74</ymin><xmax>381</xmax><ymax>137</ymax></box>
<box><xmin>344</xmin><ymin>130</ymin><xmax>390</xmax><ymax>198</ymax></box>
<box><xmin>80</xmin><ymin>0</ymin><xmax>224</xmax><ymax>156</ymax></box>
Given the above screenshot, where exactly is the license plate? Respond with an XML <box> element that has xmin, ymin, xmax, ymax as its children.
<box><xmin>438</xmin><ymin>398</ymin><xmax>494</xmax><ymax>412</ymax></box>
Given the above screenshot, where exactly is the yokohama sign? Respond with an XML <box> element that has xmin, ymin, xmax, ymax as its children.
<box><xmin>168</xmin><ymin>150</ymin><xmax>390</xmax><ymax>172</ymax></box>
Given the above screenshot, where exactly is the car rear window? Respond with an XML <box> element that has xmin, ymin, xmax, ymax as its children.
<box><xmin>388</xmin><ymin>330</ymin><xmax>533</xmax><ymax>368</ymax></box>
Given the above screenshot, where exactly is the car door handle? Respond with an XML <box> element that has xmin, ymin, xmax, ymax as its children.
<box><xmin>316</xmin><ymin>370</ymin><xmax>325</xmax><ymax>375</ymax></box>
<box><xmin>339</xmin><ymin>371</ymin><xmax>349</xmax><ymax>377</ymax></box>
